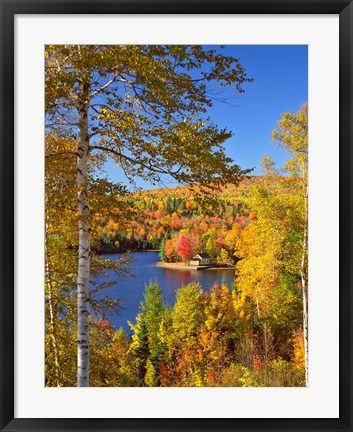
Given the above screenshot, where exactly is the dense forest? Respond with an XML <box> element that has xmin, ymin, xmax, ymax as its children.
<box><xmin>45</xmin><ymin>45</ymin><xmax>307</xmax><ymax>388</ymax></box>
<box><xmin>98</xmin><ymin>179</ymin><xmax>256</xmax><ymax>262</ymax></box>
<box><xmin>46</xmin><ymin>278</ymin><xmax>305</xmax><ymax>387</ymax></box>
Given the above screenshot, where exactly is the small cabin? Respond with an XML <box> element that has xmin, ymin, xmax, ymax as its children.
<box><xmin>190</xmin><ymin>253</ymin><xmax>211</xmax><ymax>266</ymax></box>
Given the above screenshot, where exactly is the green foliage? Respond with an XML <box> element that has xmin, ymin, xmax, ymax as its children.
<box><xmin>269</xmin><ymin>275</ymin><xmax>302</xmax><ymax>336</ymax></box>
<box><xmin>142</xmin><ymin>281</ymin><xmax>166</xmax><ymax>363</ymax></box>
<box><xmin>159</xmin><ymin>238</ymin><xmax>167</xmax><ymax>262</ymax></box>
<box><xmin>129</xmin><ymin>281</ymin><xmax>166</xmax><ymax>385</ymax></box>
<box><xmin>128</xmin><ymin>312</ymin><xmax>149</xmax><ymax>384</ymax></box>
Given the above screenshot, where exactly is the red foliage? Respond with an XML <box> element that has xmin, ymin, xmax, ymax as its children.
<box><xmin>169</xmin><ymin>212</ymin><xmax>181</xmax><ymax>229</ymax></box>
<box><xmin>175</xmin><ymin>234</ymin><xmax>194</xmax><ymax>262</ymax></box>
<box><xmin>159</xmin><ymin>363</ymin><xmax>177</xmax><ymax>387</ymax></box>
<box><xmin>252</xmin><ymin>354</ymin><xmax>263</xmax><ymax>370</ymax></box>
<box><xmin>206</xmin><ymin>369</ymin><xmax>216</xmax><ymax>386</ymax></box>
<box><xmin>96</xmin><ymin>316</ymin><xmax>112</xmax><ymax>330</ymax></box>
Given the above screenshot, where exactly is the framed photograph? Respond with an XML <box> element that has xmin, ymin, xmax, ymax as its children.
<box><xmin>1</xmin><ymin>1</ymin><xmax>352</xmax><ymax>431</ymax></box>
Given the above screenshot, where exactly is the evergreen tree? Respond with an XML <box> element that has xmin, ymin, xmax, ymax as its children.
<box><xmin>159</xmin><ymin>238</ymin><xmax>167</xmax><ymax>262</ymax></box>
<box><xmin>129</xmin><ymin>281</ymin><xmax>166</xmax><ymax>385</ymax></box>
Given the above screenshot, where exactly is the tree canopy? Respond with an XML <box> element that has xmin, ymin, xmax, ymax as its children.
<box><xmin>45</xmin><ymin>44</ymin><xmax>253</xmax><ymax>188</ymax></box>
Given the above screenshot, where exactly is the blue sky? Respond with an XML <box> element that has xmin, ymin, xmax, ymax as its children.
<box><xmin>103</xmin><ymin>45</ymin><xmax>308</xmax><ymax>189</ymax></box>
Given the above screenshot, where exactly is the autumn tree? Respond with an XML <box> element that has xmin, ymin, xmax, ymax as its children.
<box><xmin>164</xmin><ymin>238</ymin><xmax>176</xmax><ymax>262</ymax></box>
<box><xmin>45</xmin><ymin>44</ymin><xmax>252</xmax><ymax>386</ymax></box>
<box><xmin>89</xmin><ymin>319</ymin><xmax>133</xmax><ymax>387</ymax></box>
<box><xmin>235</xmin><ymin>185</ymin><xmax>288</xmax><ymax>319</ymax></box>
<box><xmin>199</xmin><ymin>283</ymin><xmax>237</xmax><ymax>384</ymax></box>
<box><xmin>216</xmin><ymin>248</ymin><xmax>234</xmax><ymax>266</ymax></box>
<box><xmin>271</xmin><ymin>102</ymin><xmax>308</xmax><ymax>385</ymax></box>
<box><xmin>234</xmin><ymin>176</ymin><xmax>305</xmax><ymax>375</ymax></box>
<box><xmin>45</xmin><ymin>135</ymin><xmax>78</xmax><ymax>386</ymax></box>
<box><xmin>175</xmin><ymin>234</ymin><xmax>194</xmax><ymax>263</ymax></box>
<box><xmin>231</xmin><ymin>104</ymin><xmax>308</xmax><ymax>387</ymax></box>
<box><xmin>45</xmin><ymin>133</ymin><xmax>131</xmax><ymax>386</ymax></box>
<box><xmin>170</xmin><ymin>283</ymin><xmax>205</xmax><ymax>385</ymax></box>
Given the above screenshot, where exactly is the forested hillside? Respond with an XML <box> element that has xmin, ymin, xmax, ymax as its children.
<box><xmin>98</xmin><ymin>177</ymin><xmax>290</xmax><ymax>267</ymax></box>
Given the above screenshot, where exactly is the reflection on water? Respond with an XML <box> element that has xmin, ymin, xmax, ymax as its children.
<box><xmin>95</xmin><ymin>251</ymin><xmax>235</xmax><ymax>332</ymax></box>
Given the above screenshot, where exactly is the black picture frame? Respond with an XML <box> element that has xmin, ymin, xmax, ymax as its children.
<box><xmin>1</xmin><ymin>1</ymin><xmax>352</xmax><ymax>431</ymax></box>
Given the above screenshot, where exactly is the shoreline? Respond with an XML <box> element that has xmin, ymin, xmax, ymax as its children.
<box><xmin>156</xmin><ymin>261</ymin><xmax>235</xmax><ymax>271</ymax></box>
<box><xmin>98</xmin><ymin>248</ymin><xmax>160</xmax><ymax>255</ymax></box>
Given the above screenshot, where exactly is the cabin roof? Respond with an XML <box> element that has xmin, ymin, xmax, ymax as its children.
<box><xmin>193</xmin><ymin>252</ymin><xmax>211</xmax><ymax>259</ymax></box>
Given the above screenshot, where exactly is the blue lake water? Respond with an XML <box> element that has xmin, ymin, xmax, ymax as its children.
<box><xmin>95</xmin><ymin>251</ymin><xmax>235</xmax><ymax>333</ymax></box>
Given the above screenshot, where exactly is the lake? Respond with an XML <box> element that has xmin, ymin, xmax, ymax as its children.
<box><xmin>95</xmin><ymin>251</ymin><xmax>235</xmax><ymax>333</ymax></box>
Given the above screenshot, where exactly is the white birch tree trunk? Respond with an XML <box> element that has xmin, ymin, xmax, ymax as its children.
<box><xmin>301</xmin><ymin>181</ymin><xmax>309</xmax><ymax>386</ymax></box>
<box><xmin>45</xmin><ymin>250</ymin><xmax>61</xmax><ymax>387</ymax></box>
<box><xmin>77</xmin><ymin>82</ymin><xmax>91</xmax><ymax>387</ymax></box>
